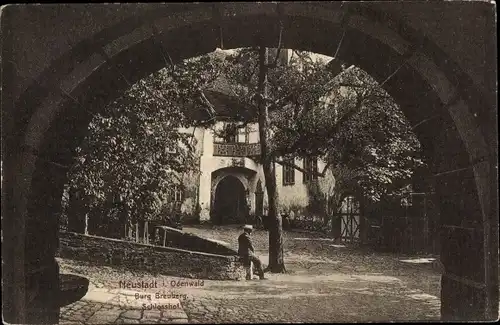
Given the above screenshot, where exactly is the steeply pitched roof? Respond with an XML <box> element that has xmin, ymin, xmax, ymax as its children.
<box><xmin>191</xmin><ymin>50</ymin><xmax>257</xmax><ymax>121</ymax></box>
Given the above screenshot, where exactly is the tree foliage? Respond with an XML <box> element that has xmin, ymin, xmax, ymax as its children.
<box><xmin>64</xmin><ymin>55</ymin><xmax>223</xmax><ymax>226</ymax></box>
<box><xmin>221</xmin><ymin>48</ymin><xmax>424</xmax><ymax>204</ymax></box>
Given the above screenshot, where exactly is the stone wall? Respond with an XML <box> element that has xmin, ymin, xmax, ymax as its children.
<box><xmin>58</xmin><ymin>231</ymin><xmax>246</xmax><ymax>280</ymax></box>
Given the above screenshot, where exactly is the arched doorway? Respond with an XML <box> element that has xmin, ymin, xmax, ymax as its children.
<box><xmin>212</xmin><ymin>176</ymin><xmax>247</xmax><ymax>225</ymax></box>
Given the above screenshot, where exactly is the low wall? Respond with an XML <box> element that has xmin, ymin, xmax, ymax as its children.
<box><xmin>58</xmin><ymin>231</ymin><xmax>246</xmax><ymax>280</ymax></box>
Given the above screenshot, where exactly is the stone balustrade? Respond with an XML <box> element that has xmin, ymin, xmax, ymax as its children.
<box><xmin>213</xmin><ymin>143</ymin><xmax>260</xmax><ymax>157</ymax></box>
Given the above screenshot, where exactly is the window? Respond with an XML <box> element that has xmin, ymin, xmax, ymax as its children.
<box><xmin>229</xmin><ymin>124</ymin><xmax>248</xmax><ymax>143</ymax></box>
<box><xmin>247</xmin><ymin>124</ymin><xmax>258</xmax><ymax>144</ymax></box>
<box><xmin>168</xmin><ymin>184</ymin><xmax>183</xmax><ymax>203</ymax></box>
<box><xmin>245</xmin><ymin>126</ymin><xmax>250</xmax><ymax>143</ymax></box>
<box><xmin>282</xmin><ymin>158</ymin><xmax>295</xmax><ymax>186</ymax></box>
<box><xmin>226</xmin><ymin>126</ymin><xmax>237</xmax><ymax>143</ymax></box>
<box><xmin>303</xmin><ymin>157</ymin><xmax>318</xmax><ymax>183</ymax></box>
<box><xmin>237</xmin><ymin>126</ymin><xmax>247</xmax><ymax>143</ymax></box>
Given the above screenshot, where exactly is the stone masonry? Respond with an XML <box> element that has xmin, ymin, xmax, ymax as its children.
<box><xmin>58</xmin><ymin>232</ymin><xmax>246</xmax><ymax>281</ymax></box>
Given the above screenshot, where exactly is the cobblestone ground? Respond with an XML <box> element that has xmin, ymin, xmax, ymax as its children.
<box><xmin>59</xmin><ymin>278</ymin><xmax>188</xmax><ymax>324</ymax></box>
<box><xmin>59</xmin><ymin>226</ymin><xmax>443</xmax><ymax>323</ymax></box>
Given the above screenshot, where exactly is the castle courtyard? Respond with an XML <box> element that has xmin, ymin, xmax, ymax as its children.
<box><xmin>59</xmin><ymin>226</ymin><xmax>442</xmax><ymax>324</ymax></box>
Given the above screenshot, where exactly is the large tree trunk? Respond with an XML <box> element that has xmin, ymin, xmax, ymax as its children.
<box><xmin>257</xmin><ymin>46</ymin><xmax>285</xmax><ymax>273</ymax></box>
<box><xmin>264</xmin><ymin>161</ymin><xmax>285</xmax><ymax>272</ymax></box>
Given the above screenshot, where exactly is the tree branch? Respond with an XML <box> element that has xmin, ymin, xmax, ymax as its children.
<box><xmin>293</xmin><ymin>50</ymin><xmax>314</xmax><ymax>65</ymax></box>
<box><xmin>266</xmin><ymin>81</ymin><xmax>313</xmax><ymax>112</ymax></box>
<box><xmin>169</xmin><ymin>172</ymin><xmax>183</xmax><ymax>186</ymax></box>
<box><xmin>197</xmin><ymin>89</ymin><xmax>216</xmax><ymax>118</ymax></box>
<box><xmin>270</xmin><ymin>121</ymin><xmax>298</xmax><ymax>134</ymax></box>
<box><xmin>268</xmin><ymin>91</ymin><xmax>297</xmax><ymax>111</ymax></box>
<box><xmin>189</xmin><ymin>126</ymin><xmax>197</xmax><ymax>149</ymax></box>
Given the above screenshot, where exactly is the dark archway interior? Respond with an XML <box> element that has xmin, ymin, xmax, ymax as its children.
<box><xmin>2</xmin><ymin>5</ymin><xmax>497</xmax><ymax>323</ymax></box>
<box><xmin>212</xmin><ymin>176</ymin><xmax>247</xmax><ymax>225</ymax></box>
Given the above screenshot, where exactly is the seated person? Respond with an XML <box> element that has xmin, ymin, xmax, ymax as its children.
<box><xmin>238</xmin><ymin>225</ymin><xmax>266</xmax><ymax>280</ymax></box>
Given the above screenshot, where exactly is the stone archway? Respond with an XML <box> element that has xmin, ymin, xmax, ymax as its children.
<box><xmin>1</xmin><ymin>3</ymin><xmax>497</xmax><ymax>323</ymax></box>
<box><xmin>211</xmin><ymin>175</ymin><xmax>247</xmax><ymax>225</ymax></box>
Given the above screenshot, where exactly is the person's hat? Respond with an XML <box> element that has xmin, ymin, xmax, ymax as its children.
<box><xmin>243</xmin><ymin>224</ymin><xmax>253</xmax><ymax>231</ymax></box>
